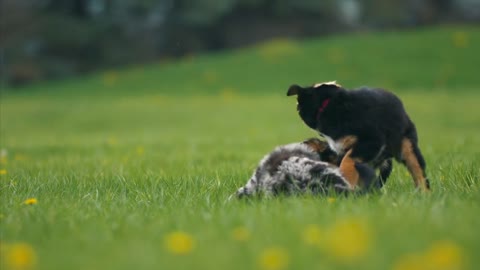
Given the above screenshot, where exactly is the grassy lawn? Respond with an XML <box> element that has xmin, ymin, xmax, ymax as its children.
<box><xmin>1</xmin><ymin>26</ymin><xmax>479</xmax><ymax>270</ymax></box>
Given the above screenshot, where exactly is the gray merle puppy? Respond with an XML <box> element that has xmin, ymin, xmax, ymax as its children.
<box><xmin>234</xmin><ymin>138</ymin><xmax>376</xmax><ymax>198</ymax></box>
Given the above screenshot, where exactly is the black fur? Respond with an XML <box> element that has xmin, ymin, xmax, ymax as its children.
<box><xmin>288</xmin><ymin>82</ymin><xmax>428</xmax><ymax>189</ymax></box>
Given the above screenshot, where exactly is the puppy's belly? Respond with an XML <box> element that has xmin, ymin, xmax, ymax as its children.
<box><xmin>322</xmin><ymin>133</ymin><xmax>389</xmax><ymax>167</ymax></box>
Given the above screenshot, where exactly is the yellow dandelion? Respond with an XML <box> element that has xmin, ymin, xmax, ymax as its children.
<box><xmin>327</xmin><ymin>197</ymin><xmax>336</xmax><ymax>204</ymax></box>
<box><xmin>136</xmin><ymin>146</ymin><xmax>145</xmax><ymax>156</ymax></box>
<box><xmin>219</xmin><ymin>87</ymin><xmax>237</xmax><ymax>101</ymax></box>
<box><xmin>258</xmin><ymin>39</ymin><xmax>299</xmax><ymax>61</ymax></box>
<box><xmin>184</xmin><ymin>53</ymin><xmax>196</xmax><ymax>63</ymax></box>
<box><xmin>153</xmin><ymin>95</ymin><xmax>166</xmax><ymax>105</ymax></box>
<box><xmin>103</xmin><ymin>71</ymin><xmax>118</xmax><ymax>86</ymax></box>
<box><xmin>323</xmin><ymin>218</ymin><xmax>372</xmax><ymax>262</ymax></box>
<box><xmin>258</xmin><ymin>247</ymin><xmax>290</xmax><ymax>270</ymax></box>
<box><xmin>0</xmin><ymin>157</ymin><xmax>7</xmax><ymax>164</ymax></box>
<box><xmin>24</xmin><ymin>198</ymin><xmax>37</xmax><ymax>205</ymax></box>
<box><xmin>231</xmin><ymin>226</ymin><xmax>250</xmax><ymax>242</ymax></box>
<box><xmin>339</xmin><ymin>68</ymin><xmax>355</xmax><ymax>80</ymax></box>
<box><xmin>392</xmin><ymin>253</ymin><xmax>425</xmax><ymax>270</ymax></box>
<box><xmin>106</xmin><ymin>137</ymin><xmax>118</xmax><ymax>147</ymax></box>
<box><xmin>4</xmin><ymin>243</ymin><xmax>37</xmax><ymax>270</ymax></box>
<box><xmin>14</xmin><ymin>154</ymin><xmax>28</xmax><ymax>162</ymax></box>
<box><xmin>424</xmin><ymin>240</ymin><xmax>465</xmax><ymax>270</ymax></box>
<box><xmin>164</xmin><ymin>231</ymin><xmax>195</xmax><ymax>255</ymax></box>
<box><xmin>392</xmin><ymin>240</ymin><xmax>466</xmax><ymax>270</ymax></box>
<box><xmin>0</xmin><ymin>169</ymin><xmax>7</xmax><ymax>175</ymax></box>
<box><xmin>302</xmin><ymin>224</ymin><xmax>323</xmax><ymax>246</ymax></box>
<box><xmin>203</xmin><ymin>70</ymin><xmax>218</xmax><ymax>84</ymax></box>
<box><xmin>327</xmin><ymin>47</ymin><xmax>345</xmax><ymax>64</ymax></box>
<box><xmin>248</xmin><ymin>128</ymin><xmax>259</xmax><ymax>136</ymax></box>
<box><xmin>452</xmin><ymin>31</ymin><xmax>469</xmax><ymax>48</ymax></box>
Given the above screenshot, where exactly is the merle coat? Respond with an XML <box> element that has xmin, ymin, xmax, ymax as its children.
<box><xmin>234</xmin><ymin>138</ymin><xmax>376</xmax><ymax>198</ymax></box>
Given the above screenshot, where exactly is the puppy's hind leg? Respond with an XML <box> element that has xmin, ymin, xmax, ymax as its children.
<box><xmin>399</xmin><ymin>119</ymin><xmax>430</xmax><ymax>191</ymax></box>
<box><xmin>355</xmin><ymin>162</ymin><xmax>377</xmax><ymax>190</ymax></box>
<box><xmin>400</xmin><ymin>138</ymin><xmax>430</xmax><ymax>191</ymax></box>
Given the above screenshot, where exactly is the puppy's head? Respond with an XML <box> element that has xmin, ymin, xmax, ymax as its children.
<box><xmin>302</xmin><ymin>137</ymin><xmax>340</xmax><ymax>165</ymax></box>
<box><xmin>287</xmin><ymin>81</ymin><xmax>343</xmax><ymax>129</ymax></box>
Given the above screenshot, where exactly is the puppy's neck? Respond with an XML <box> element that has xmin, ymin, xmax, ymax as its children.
<box><xmin>316</xmin><ymin>98</ymin><xmax>331</xmax><ymax>119</ymax></box>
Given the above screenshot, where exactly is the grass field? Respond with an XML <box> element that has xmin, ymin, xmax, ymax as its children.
<box><xmin>1</xmin><ymin>26</ymin><xmax>480</xmax><ymax>270</ymax></box>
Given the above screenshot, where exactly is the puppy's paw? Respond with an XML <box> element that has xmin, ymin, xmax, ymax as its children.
<box><xmin>333</xmin><ymin>182</ymin><xmax>353</xmax><ymax>194</ymax></box>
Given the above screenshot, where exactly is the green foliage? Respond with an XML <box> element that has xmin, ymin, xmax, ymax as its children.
<box><xmin>178</xmin><ymin>0</ymin><xmax>237</xmax><ymax>26</ymax></box>
<box><xmin>1</xmin><ymin>27</ymin><xmax>480</xmax><ymax>270</ymax></box>
<box><xmin>286</xmin><ymin>0</ymin><xmax>337</xmax><ymax>14</ymax></box>
<box><xmin>6</xmin><ymin>26</ymin><xmax>479</xmax><ymax>96</ymax></box>
<box><xmin>4</xmin><ymin>0</ymin><xmax>473</xmax><ymax>85</ymax></box>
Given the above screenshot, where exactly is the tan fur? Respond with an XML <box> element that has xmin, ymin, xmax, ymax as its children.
<box><xmin>339</xmin><ymin>149</ymin><xmax>361</xmax><ymax>187</ymax></box>
<box><xmin>401</xmin><ymin>138</ymin><xmax>429</xmax><ymax>191</ymax></box>
<box><xmin>337</xmin><ymin>135</ymin><xmax>357</xmax><ymax>151</ymax></box>
<box><xmin>303</xmin><ymin>139</ymin><xmax>328</xmax><ymax>153</ymax></box>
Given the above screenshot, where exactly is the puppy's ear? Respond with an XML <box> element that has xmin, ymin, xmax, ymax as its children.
<box><xmin>287</xmin><ymin>84</ymin><xmax>303</xmax><ymax>96</ymax></box>
<box><xmin>303</xmin><ymin>138</ymin><xmax>328</xmax><ymax>153</ymax></box>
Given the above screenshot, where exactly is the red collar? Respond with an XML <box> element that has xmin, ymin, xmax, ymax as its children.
<box><xmin>316</xmin><ymin>98</ymin><xmax>331</xmax><ymax>119</ymax></box>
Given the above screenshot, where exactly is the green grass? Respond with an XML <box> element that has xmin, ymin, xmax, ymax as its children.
<box><xmin>1</xmin><ymin>26</ymin><xmax>480</xmax><ymax>270</ymax></box>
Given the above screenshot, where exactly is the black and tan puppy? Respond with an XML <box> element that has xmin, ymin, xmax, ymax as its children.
<box><xmin>287</xmin><ymin>81</ymin><xmax>430</xmax><ymax>191</ymax></box>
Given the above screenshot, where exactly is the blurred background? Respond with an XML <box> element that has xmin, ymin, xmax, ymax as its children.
<box><xmin>1</xmin><ymin>3</ymin><xmax>480</xmax><ymax>270</ymax></box>
<box><xmin>2</xmin><ymin>0</ymin><xmax>480</xmax><ymax>87</ymax></box>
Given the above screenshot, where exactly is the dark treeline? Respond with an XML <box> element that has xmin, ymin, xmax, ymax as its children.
<box><xmin>2</xmin><ymin>0</ymin><xmax>478</xmax><ymax>86</ymax></box>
